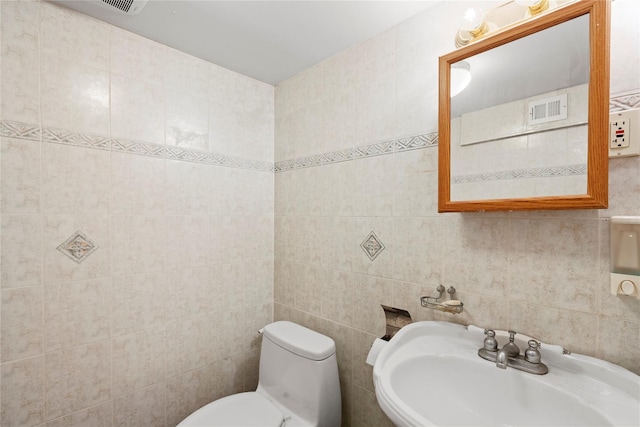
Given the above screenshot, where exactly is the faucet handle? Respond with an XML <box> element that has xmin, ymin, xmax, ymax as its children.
<box><xmin>483</xmin><ymin>329</ymin><xmax>498</xmax><ymax>351</ymax></box>
<box><xmin>525</xmin><ymin>340</ymin><xmax>542</xmax><ymax>364</ymax></box>
<box><xmin>502</xmin><ymin>330</ymin><xmax>520</xmax><ymax>357</ymax></box>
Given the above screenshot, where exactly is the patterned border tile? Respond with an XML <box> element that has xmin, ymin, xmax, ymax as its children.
<box><xmin>0</xmin><ymin>120</ymin><xmax>272</xmax><ymax>173</ymax></box>
<box><xmin>0</xmin><ymin>120</ymin><xmax>41</xmax><ymax>140</ymax></box>
<box><xmin>2</xmin><ymin>88</ymin><xmax>637</xmax><ymax>175</ymax></box>
<box><xmin>112</xmin><ymin>139</ymin><xmax>166</xmax><ymax>158</ymax></box>
<box><xmin>42</xmin><ymin>127</ymin><xmax>110</xmax><ymax>150</ymax></box>
<box><xmin>610</xmin><ymin>90</ymin><xmax>640</xmax><ymax>112</ymax></box>
<box><xmin>453</xmin><ymin>164</ymin><xmax>587</xmax><ymax>184</ymax></box>
<box><xmin>396</xmin><ymin>133</ymin><xmax>438</xmax><ymax>151</ymax></box>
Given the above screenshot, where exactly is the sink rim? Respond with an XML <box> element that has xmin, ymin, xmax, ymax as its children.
<box><xmin>372</xmin><ymin>321</ymin><xmax>640</xmax><ymax>427</ymax></box>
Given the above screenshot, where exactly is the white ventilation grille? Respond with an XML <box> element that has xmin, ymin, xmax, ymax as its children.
<box><xmin>94</xmin><ymin>0</ymin><xmax>148</xmax><ymax>15</ymax></box>
<box><xmin>528</xmin><ymin>93</ymin><xmax>568</xmax><ymax>125</ymax></box>
<box><xmin>102</xmin><ymin>0</ymin><xmax>134</xmax><ymax>13</ymax></box>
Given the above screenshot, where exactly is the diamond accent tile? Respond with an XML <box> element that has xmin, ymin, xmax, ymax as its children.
<box><xmin>56</xmin><ymin>231</ymin><xmax>99</xmax><ymax>264</ymax></box>
<box><xmin>360</xmin><ymin>231</ymin><xmax>385</xmax><ymax>261</ymax></box>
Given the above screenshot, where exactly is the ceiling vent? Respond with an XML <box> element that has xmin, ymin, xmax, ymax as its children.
<box><xmin>95</xmin><ymin>0</ymin><xmax>148</xmax><ymax>15</ymax></box>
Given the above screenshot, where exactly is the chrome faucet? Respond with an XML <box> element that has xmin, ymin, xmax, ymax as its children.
<box><xmin>496</xmin><ymin>331</ymin><xmax>520</xmax><ymax>369</ymax></box>
<box><xmin>478</xmin><ymin>329</ymin><xmax>548</xmax><ymax>375</ymax></box>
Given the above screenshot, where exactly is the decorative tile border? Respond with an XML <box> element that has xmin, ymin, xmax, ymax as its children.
<box><xmin>453</xmin><ymin>164</ymin><xmax>587</xmax><ymax>184</ymax></box>
<box><xmin>0</xmin><ymin>120</ymin><xmax>272</xmax><ymax>173</ymax></box>
<box><xmin>610</xmin><ymin>90</ymin><xmax>640</xmax><ymax>112</ymax></box>
<box><xmin>1</xmin><ymin>89</ymin><xmax>637</xmax><ymax>175</ymax></box>
<box><xmin>112</xmin><ymin>138</ymin><xmax>166</xmax><ymax>158</ymax></box>
<box><xmin>42</xmin><ymin>127</ymin><xmax>111</xmax><ymax>150</ymax></box>
<box><xmin>274</xmin><ymin>132</ymin><xmax>439</xmax><ymax>172</ymax></box>
<box><xmin>0</xmin><ymin>120</ymin><xmax>41</xmax><ymax>140</ymax></box>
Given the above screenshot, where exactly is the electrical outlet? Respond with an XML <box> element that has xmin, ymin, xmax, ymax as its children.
<box><xmin>609</xmin><ymin>108</ymin><xmax>640</xmax><ymax>158</ymax></box>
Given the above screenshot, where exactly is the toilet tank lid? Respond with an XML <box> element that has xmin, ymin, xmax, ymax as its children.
<box><xmin>263</xmin><ymin>321</ymin><xmax>336</xmax><ymax>361</ymax></box>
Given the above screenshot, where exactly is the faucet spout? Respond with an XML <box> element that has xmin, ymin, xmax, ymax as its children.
<box><xmin>496</xmin><ymin>349</ymin><xmax>509</xmax><ymax>369</ymax></box>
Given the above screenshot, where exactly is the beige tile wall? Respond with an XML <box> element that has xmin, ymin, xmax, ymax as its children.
<box><xmin>274</xmin><ymin>1</ymin><xmax>640</xmax><ymax>426</ymax></box>
<box><xmin>0</xmin><ymin>1</ymin><xmax>274</xmax><ymax>426</ymax></box>
<box><xmin>2</xmin><ymin>0</ymin><xmax>639</xmax><ymax>426</ymax></box>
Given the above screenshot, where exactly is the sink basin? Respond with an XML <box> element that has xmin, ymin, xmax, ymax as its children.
<box><xmin>373</xmin><ymin>321</ymin><xmax>640</xmax><ymax>427</ymax></box>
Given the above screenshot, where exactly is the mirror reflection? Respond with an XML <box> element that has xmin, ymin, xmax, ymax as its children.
<box><xmin>449</xmin><ymin>14</ymin><xmax>590</xmax><ymax>201</ymax></box>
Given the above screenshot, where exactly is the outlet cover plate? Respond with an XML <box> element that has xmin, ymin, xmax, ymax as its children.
<box><xmin>609</xmin><ymin>108</ymin><xmax>640</xmax><ymax>158</ymax></box>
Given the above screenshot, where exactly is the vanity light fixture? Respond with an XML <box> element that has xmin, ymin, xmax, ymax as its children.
<box><xmin>516</xmin><ymin>0</ymin><xmax>551</xmax><ymax>16</ymax></box>
<box><xmin>610</xmin><ymin>216</ymin><xmax>640</xmax><ymax>298</ymax></box>
<box><xmin>450</xmin><ymin>61</ymin><xmax>472</xmax><ymax>97</ymax></box>
<box><xmin>455</xmin><ymin>7</ymin><xmax>489</xmax><ymax>47</ymax></box>
<box><xmin>454</xmin><ymin>0</ymin><xmax>569</xmax><ymax>48</ymax></box>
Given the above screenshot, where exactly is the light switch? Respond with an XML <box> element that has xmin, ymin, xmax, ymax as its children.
<box><xmin>609</xmin><ymin>108</ymin><xmax>640</xmax><ymax>158</ymax></box>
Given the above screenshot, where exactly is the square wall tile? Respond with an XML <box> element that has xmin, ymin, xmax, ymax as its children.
<box><xmin>45</xmin><ymin>340</ymin><xmax>111</xmax><ymax>420</ymax></box>
<box><xmin>165</xmin><ymin>267</ymin><xmax>214</xmax><ymax>323</ymax></box>
<box><xmin>1</xmin><ymin>214</ymin><xmax>42</xmax><ymax>288</ymax></box>
<box><xmin>1</xmin><ymin>356</ymin><xmax>45</xmax><ymax>427</ymax></box>
<box><xmin>165</xmin><ymin>365</ymin><xmax>215</xmax><ymax>427</ymax></box>
<box><xmin>113</xmin><ymin>382</ymin><xmax>166</xmax><ymax>427</ymax></box>
<box><xmin>42</xmin><ymin>143</ymin><xmax>111</xmax><ymax>215</ymax></box>
<box><xmin>165</xmin><ymin>316</ymin><xmax>213</xmax><ymax>379</ymax></box>
<box><xmin>113</xmin><ymin>272</ymin><xmax>167</xmax><ymax>337</ymax></box>
<box><xmin>1</xmin><ymin>137</ymin><xmax>41</xmax><ymax>214</ymax></box>
<box><xmin>597</xmin><ymin>316</ymin><xmax>639</xmax><ymax>374</ymax></box>
<box><xmin>442</xmin><ymin>216</ymin><xmax>510</xmax><ymax>297</ymax></box>
<box><xmin>209</xmin><ymin>102</ymin><xmax>245</xmax><ymax>158</ymax></box>
<box><xmin>165</xmin><ymin>161</ymin><xmax>212</xmax><ymax>215</ymax></box>
<box><xmin>110</xmin><ymin>215</ymin><xmax>165</xmax><ymax>276</ymax></box>
<box><xmin>165</xmin><ymin>89</ymin><xmax>209</xmax><ymax>151</ymax></box>
<box><xmin>509</xmin><ymin>218</ymin><xmax>598</xmax><ymax>313</ymax></box>
<box><xmin>112</xmin><ymin>328</ymin><xmax>166</xmax><ymax>397</ymax></box>
<box><xmin>43</xmin><ymin>401</ymin><xmax>113</xmax><ymax>427</ymax></box>
<box><xmin>111</xmin><ymin>74</ymin><xmax>164</xmax><ymax>143</ymax></box>
<box><xmin>1</xmin><ymin>0</ymin><xmax>41</xmax><ymax>124</ymax></box>
<box><xmin>110</xmin><ymin>27</ymin><xmax>164</xmax><ymax>87</ymax></box>
<box><xmin>352</xmin><ymin>275</ymin><xmax>394</xmax><ymax>337</ymax></box>
<box><xmin>111</xmin><ymin>152</ymin><xmax>166</xmax><ymax>215</ymax></box>
<box><xmin>40</xmin><ymin>56</ymin><xmax>110</xmax><ymax>136</ymax></box>
<box><xmin>162</xmin><ymin>49</ymin><xmax>210</xmax><ymax>98</ymax></box>
<box><xmin>1</xmin><ymin>286</ymin><xmax>43</xmax><ymax>362</ymax></box>
<box><xmin>165</xmin><ymin>216</ymin><xmax>210</xmax><ymax>269</ymax></box>
<box><xmin>509</xmin><ymin>301</ymin><xmax>598</xmax><ymax>356</ymax></box>
<box><xmin>44</xmin><ymin>278</ymin><xmax>112</xmax><ymax>352</ymax></box>
<box><xmin>40</xmin><ymin>1</ymin><xmax>110</xmax><ymax>70</ymax></box>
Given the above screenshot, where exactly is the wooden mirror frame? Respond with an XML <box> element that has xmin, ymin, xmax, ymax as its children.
<box><xmin>438</xmin><ymin>0</ymin><xmax>610</xmax><ymax>212</ymax></box>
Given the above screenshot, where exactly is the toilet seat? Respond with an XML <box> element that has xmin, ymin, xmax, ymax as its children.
<box><xmin>177</xmin><ymin>392</ymin><xmax>285</xmax><ymax>427</ymax></box>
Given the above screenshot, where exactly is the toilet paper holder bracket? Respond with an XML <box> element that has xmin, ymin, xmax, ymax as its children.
<box><xmin>381</xmin><ymin>304</ymin><xmax>413</xmax><ymax>341</ymax></box>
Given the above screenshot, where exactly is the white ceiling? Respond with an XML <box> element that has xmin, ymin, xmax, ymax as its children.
<box><xmin>50</xmin><ymin>0</ymin><xmax>441</xmax><ymax>85</ymax></box>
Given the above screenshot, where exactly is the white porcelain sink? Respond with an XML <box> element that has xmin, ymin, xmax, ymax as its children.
<box><xmin>373</xmin><ymin>321</ymin><xmax>640</xmax><ymax>427</ymax></box>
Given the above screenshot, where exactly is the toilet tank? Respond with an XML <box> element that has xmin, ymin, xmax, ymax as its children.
<box><xmin>258</xmin><ymin>321</ymin><xmax>341</xmax><ymax>427</ymax></box>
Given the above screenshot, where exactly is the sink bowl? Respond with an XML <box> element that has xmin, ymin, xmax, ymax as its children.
<box><xmin>373</xmin><ymin>321</ymin><xmax>640</xmax><ymax>427</ymax></box>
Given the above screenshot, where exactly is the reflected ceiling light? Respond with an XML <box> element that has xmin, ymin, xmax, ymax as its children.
<box><xmin>450</xmin><ymin>61</ymin><xmax>471</xmax><ymax>97</ymax></box>
<box><xmin>515</xmin><ymin>0</ymin><xmax>551</xmax><ymax>16</ymax></box>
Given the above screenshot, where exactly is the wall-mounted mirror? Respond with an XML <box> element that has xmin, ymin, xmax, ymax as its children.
<box><xmin>438</xmin><ymin>0</ymin><xmax>610</xmax><ymax>212</ymax></box>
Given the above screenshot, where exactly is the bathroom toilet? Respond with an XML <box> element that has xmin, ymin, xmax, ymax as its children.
<box><xmin>178</xmin><ymin>321</ymin><xmax>342</xmax><ymax>427</ymax></box>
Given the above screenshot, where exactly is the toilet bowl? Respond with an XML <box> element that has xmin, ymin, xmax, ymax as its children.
<box><xmin>178</xmin><ymin>321</ymin><xmax>342</xmax><ymax>427</ymax></box>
